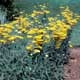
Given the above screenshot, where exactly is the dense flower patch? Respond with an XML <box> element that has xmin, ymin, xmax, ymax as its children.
<box><xmin>0</xmin><ymin>5</ymin><xmax>80</xmax><ymax>53</ymax></box>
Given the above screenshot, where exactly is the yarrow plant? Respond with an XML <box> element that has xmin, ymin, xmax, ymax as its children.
<box><xmin>0</xmin><ymin>4</ymin><xmax>80</xmax><ymax>80</ymax></box>
<box><xmin>0</xmin><ymin>5</ymin><xmax>80</xmax><ymax>54</ymax></box>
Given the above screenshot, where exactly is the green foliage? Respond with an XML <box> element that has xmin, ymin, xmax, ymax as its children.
<box><xmin>0</xmin><ymin>36</ymin><xmax>70</xmax><ymax>80</ymax></box>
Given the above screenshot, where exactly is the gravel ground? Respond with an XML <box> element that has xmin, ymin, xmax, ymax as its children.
<box><xmin>64</xmin><ymin>48</ymin><xmax>80</xmax><ymax>80</ymax></box>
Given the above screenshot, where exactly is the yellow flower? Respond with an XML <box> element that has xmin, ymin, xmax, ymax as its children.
<box><xmin>34</xmin><ymin>45</ymin><xmax>42</xmax><ymax>50</ymax></box>
<box><xmin>48</xmin><ymin>17</ymin><xmax>54</xmax><ymax>21</ymax></box>
<box><xmin>55</xmin><ymin>40</ymin><xmax>62</xmax><ymax>49</ymax></box>
<box><xmin>59</xmin><ymin>36</ymin><xmax>66</xmax><ymax>40</ymax></box>
<box><xmin>15</xmin><ymin>36</ymin><xmax>23</xmax><ymax>39</ymax></box>
<box><xmin>34</xmin><ymin>35</ymin><xmax>43</xmax><ymax>40</ymax></box>
<box><xmin>33</xmin><ymin>49</ymin><xmax>40</xmax><ymax>53</ymax></box>
<box><xmin>68</xmin><ymin>19</ymin><xmax>77</xmax><ymax>26</ymax></box>
<box><xmin>37</xmin><ymin>46</ymin><xmax>42</xmax><ymax>49</ymax></box>
<box><xmin>32</xmin><ymin>40</ymin><xmax>36</xmax><ymax>43</ymax></box>
<box><xmin>8</xmin><ymin>36</ymin><xmax>16</xmax><ymax>41</ymax></box>
<box><xmin>34</xmin><ymin>35</ymin><xmax>43</xmax><ymax>45</ymax></box>
<box><xmin>27</xmin><ymin>29</ymin><xmax>36</xmax><ymax>34</ymax></box>
<box><xmin>4</xmin><ymin>28</ymin><xmax>12</xmax><ymax>33</ymax></box>
<box><xmin>20</xmin><ymin>28</ymin><xmax>27</xmax><ymax>33</ymax></box>
<box><xmin>43</xmin><ymin>10</ymin><xmax>50</xmax><ymax>14</ymax></box>
<box><xmin>1</xmin><ymin>33</ymin><xmax>9</xmax><ymax>36</ymax></box>
<box><xmin>26</xmin><ymin>45</ymin><xmax>33</xmax><ymax>51</ymax></box>
<box><xmin>49</xmin><ymin>27</ymin><xmax>56</xmax><ymax>31</ymax></box>
<box><xmin>35</xmin><ymin>39</ymin><xmax>43</xmax><ymax>45</ymax></box>
<box><xmin>31</xmin><ymin>13</ymin><xmax>36</xmax><ymax>17</ymax></box>
<box><xmin>53</xmin><ymin>35</ymin><xmax>59</xmax><ymax>39</ymax></box>
<box><xmin>2</xmin><ymin>34</ymin><xmax>9</xmax><ymax>38</ymax></box>
<box><xmin>37</xmin><ymin>29</ymin><xmax>46</xmax><ymax>33</ymax></box>
<box><xmin>27</xmin><ymin>35</ymin><xmax>33</xmax><ymax>38</ymax></box>
<box><xmin>44</xmin><ymin>35</ymin><xmax>50</xmax><ymax>43</ymax></box>
<box><xmin>44</xmin><ymin>40</ymin><xmax>49</xmax><ymax>43</ymax></box>
<box><xmin>45</xmin><ymin>35</ymin><xmax>50</xmax><ymax>39</ymax></box>
<box><xmin>0</xmin><ymin>40</ymin><xmax>6</xmax><ymax>44</ymax></box>
<box><xmin>69</xmin><ymin>44</ymin><xmax>73</xmax><ymax>48</ymax></box>
<box><xmin>4</xmin><ymin>24</ymin><xmax>14</xmax><ymax>29</ymax></box>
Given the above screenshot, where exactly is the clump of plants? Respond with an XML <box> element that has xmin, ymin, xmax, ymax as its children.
<box><xmin>0</xmin><ymin>4</ymin><xmax>80</xmax><ymax>80</ymax></box>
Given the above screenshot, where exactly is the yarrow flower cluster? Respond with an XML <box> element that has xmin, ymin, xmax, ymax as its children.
<box><xmin>0</xmin><ymin>5</ymin><xmax>80</xmax><ymax>55</ymax></box>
